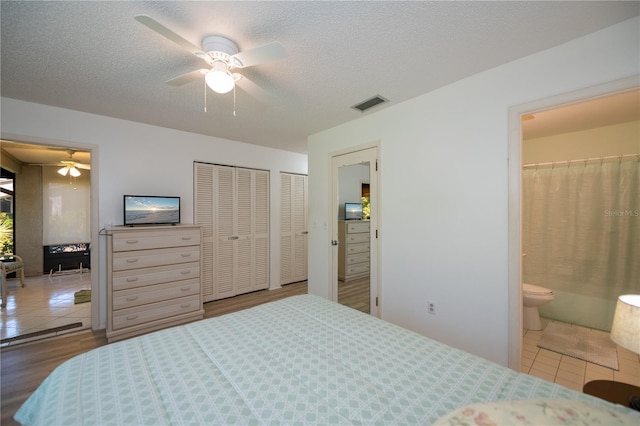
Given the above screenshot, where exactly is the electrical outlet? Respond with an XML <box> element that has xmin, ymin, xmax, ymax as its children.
<box><xmin>427</xmin><ymin>300</ymin><xmax>436</xmax><ymax>315</ymax></box>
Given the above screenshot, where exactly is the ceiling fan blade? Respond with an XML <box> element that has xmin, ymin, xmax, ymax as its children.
<box><xmin>234</xmin><ymin>74</ymin><xmax>268</xmax><ymax>104</ymax></box>
<box><xmin>165</xmin><ymin>69</ymin><xmax>208</xmax><ymax>86</ymax></box>
<box><xmin>135</xmin><ymin>15</ymin><xmax>202</xmax><ymax>56</ymax></box>
<box><xmin>230</xmin><ymin>41</ymin><xmax>287</xmax><ymax>68</ymax></box>
<box><xmin>29</xmin><ymin>163</ymin><xmax>64</xmax><ymax>167</ymax></box>
<box><xmin>75</xmin><ymin>163</ymin><xmax>91</xmax><ymax>170</ymax></box>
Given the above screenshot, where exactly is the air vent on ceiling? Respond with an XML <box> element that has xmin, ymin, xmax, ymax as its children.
<box><xmin>351</xmin><ymin>95</ymin><xmax>389</xmax><ymax>112</ymax></box>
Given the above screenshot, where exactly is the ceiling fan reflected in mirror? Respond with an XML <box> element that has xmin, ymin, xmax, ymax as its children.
<box><xmin>134</xmin><ymin>15</ymin><xmax>287</xmax><ymax>102</ymax></box>
<box><xmin>30</xmin><ymin>149</ymin><xmax>90</xmax><ymax>178</ymax></box>
<box><xmin>57</xmin><ymin>150</ymin><xmax>90</xmax><ymax>177</ymax></box>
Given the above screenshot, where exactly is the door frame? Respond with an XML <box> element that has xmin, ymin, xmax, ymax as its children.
<box><xmin>330</xmin><ymin>144</ymin><xmax>380</xmax><ymax>317</ymax></box>
<box><xmin>0</xmin><ymin>136</ymin><xmax>99</xmax><ymax>330</ymax></box>
<box><xmin>506</xmin><ymin>75</ymin><xmax>638</xmax><ymax>370</ymax></box>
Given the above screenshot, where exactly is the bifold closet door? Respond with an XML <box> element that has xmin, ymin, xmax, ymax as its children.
<box><xmin>280</xmin><ymin>173</ymin><xmax>308</xmax><ymax>285</ymax></box>
<box><xmin>194</xmin><ymin>162</ymin><xmax>215</xmax><ymax>301</ymax></box>
<box><xmin>235</xmin><ymin>167</ymin><xmax>270</xmax><ymax>295</ymax></box>
<box><xmin>195</xmin><ymin>163</ymin><xmax>269</xmax><ymax>302</ymax></box>
<box><xmin>215</xmin><ymin>165</ymin><xmax>236</xmax><ymax>300</ymax></box>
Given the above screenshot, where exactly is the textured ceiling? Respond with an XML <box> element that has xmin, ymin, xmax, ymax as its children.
<box><xmin>1</xmin><ymin>1</ymin><xmax>639</xmax><ymax>155</ymax></box>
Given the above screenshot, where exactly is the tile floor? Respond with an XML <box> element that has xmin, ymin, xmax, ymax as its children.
<box><xmin>1</xmin><ymin>272</ymin><xmax>91</xmax><ymax>346</ymax></box>
<box><xmin>522</xmin><ymin>317</ymin><xmax>640</xmax><ymax>392</ymax></box>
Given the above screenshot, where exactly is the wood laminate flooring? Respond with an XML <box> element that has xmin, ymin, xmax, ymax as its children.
<box><xmin>338</xmin><ymin>276</ymin><xmax>370</xmax><ymax>314</ymax></box>
<box><xmin>1</xmin><ymin>281</ymin><xmax>308</xmax><ymax>426</ymax></box>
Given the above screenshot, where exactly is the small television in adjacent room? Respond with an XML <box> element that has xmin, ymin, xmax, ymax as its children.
<box><xmin>345</xmin><ymin>202</ymin><xmax>363</xmax><ymax>220</ymax></box>
<box><xmin>124</xmin><ymin>195</ymin><xmax>180</xmax><ymax>226</ymax></box>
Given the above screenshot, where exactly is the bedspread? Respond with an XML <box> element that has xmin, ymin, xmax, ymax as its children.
<box><xmin>15</xmin><ymin>295</ymin><xmax>636</xmax><ymax>425</ymax></box>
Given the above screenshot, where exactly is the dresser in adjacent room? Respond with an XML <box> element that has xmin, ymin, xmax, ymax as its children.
<box><xmin>338</xmin><ymin>220</ymin><xmax>370</xmax><ymax>281</ymax></box>
<box><xmin>106</xmin><ymin>225</ymin><xmax>204</xmax><ymax>343</ymax></box>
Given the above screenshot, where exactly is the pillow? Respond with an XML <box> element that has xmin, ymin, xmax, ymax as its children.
<box><xmin>433</xmin><ymin>399</ymin><xmax>638</xmax><ymax>425</ymax></box>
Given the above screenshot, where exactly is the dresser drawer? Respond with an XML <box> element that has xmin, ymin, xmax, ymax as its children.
<box><xmin>346</xmin><ymin>242</ymin><xmax>369</xmax><ymax>255</ymax></box>
<box><xmin>346</xmin><ymin>263</ymin><xmax>369</xmax><ymax>276</ymax></box>
<box><xmin>346</xmin><ymin>221</ymin><xmax>370</xmax><ymax>234</ymax></box>
<box><xmin>112</xmin><ymin>262</ymin><xmax>200</xmax><ymax>291</ymax></box>
<box><xmin>112</xmin><ymin>228</ymin><xmax>201</xmax><ymax>252</ymax></box>
<box><xmin>345</xmin><ymin>233</ymin><xmax>369</xmax><ymax>244</ymax></box>
<box><xmin>113</xmin><ymin>278</ymin><xmax>200</xmax><ymax>310</ymax></box>
<box><xmin>112</xmin><ymin>246</ymin><xmax>200</xmax><ymax>272</ymax></box>
<box><xmin>112</xmin><ymin>294</ymin><xmax>201</xmax><ymax>330</ymax></box>
<box><xmin>347</xmin><ymin>252</ymin><xmax>369</xmax><ymax>265</ymax></box>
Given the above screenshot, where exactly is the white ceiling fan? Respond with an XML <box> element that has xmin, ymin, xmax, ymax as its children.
<box><xmin>31</xmin><ymin>150</ymin><xmax>90</xmax><ymax>177</ymax></box>
<box><xmin>134</xmin><ymin>15</ymin><xmax>287</xmax><ymax>100</ymax></box>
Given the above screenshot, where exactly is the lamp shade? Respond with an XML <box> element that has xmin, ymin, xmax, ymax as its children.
<box><xmin>205</xmin><ymin>62</ymin><xmax>235</xmax><ymax>94</ymax></box>
<box><xmin>57</xmin><ymin>165</ymin><xmax>81</xmax><ymax>177</ymax></box>
<box><xmin>610</xmin><ymin>294</ymin><xmax>640</xmax><ymax>355</ymax></box>
<box><xmin>69</xmin><ymin>167</ymin><xmax>81</xmax><ymax>177</ymax></box>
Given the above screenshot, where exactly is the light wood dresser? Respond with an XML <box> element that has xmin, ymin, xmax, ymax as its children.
<box><xmin>338</xmin><ymin>220</ymin><xmax>370</xmax><ymax>281</ymax></box>
<box><xmin>106</xmin><ymin>225</ymin><xmax>204</xmax><ymax>343</ymax></box>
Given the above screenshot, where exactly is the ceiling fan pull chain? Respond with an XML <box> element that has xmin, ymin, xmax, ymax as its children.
<box><xmin>204</xmin><ymin>79</ymin><xmax>207</xmax><ymax>112</ymax></box>
<box><xmin>233</xmin><ymin>85</ymin><xmax>237</xmax><ymax>117</ymax></box>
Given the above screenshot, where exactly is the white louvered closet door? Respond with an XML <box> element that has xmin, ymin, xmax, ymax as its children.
<box><xmin>280</xmin><ymin>173</ymin><xmax>308</xmax><ymax>285</ymax></box>
<box><xmin>235</xmin><ymin>168</ymin><xmax>253</xmax><ymax>294</ymax></box>
<box><xmin>215</xmin><ymin>165</ymin><xmax>236</xmax><ymax>300</ymax></box>
<box><xmin>195</xmin><ymin>163</ymin><xmax>270</xmax><ymax>302</ymax></box>
<box><xmin>253</xmin><ymin>170</ymin><xmax>270</xmax><ymax>291</ymax></box>
<box><xmin>194</xmin><ymin>163</ymin><xmax>215</xmax><ymax>300</ymax></box>
<box><xmin>293</xmin><ymin>174</ymin><xmax>308</xmax><ymax>281</ymax></box>
<box><xmin>280</xmin><ymin>174</ymin><xmax>293</xmax><ymax>284</ymax></box>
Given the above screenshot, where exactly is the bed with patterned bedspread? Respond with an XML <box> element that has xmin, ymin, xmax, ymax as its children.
<box><xmin>15</xmin><ymin>295</ymin><xmax>638</xmax><ymax>425</ymax></box>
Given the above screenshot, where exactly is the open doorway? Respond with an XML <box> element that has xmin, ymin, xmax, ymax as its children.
<box><xmin>507</xmin><ymin>76</ymin><xmax>639</xmax><ymax>370</ymax></box>
<box><xmin>1</xmin><ymin>141</ymin><xmax>94</xmax><ymax>345</ymax></box>
<box><xmin>331</xmin><ymin>146</ymin><xmax>379</xmax><ymax>317</ymax></box>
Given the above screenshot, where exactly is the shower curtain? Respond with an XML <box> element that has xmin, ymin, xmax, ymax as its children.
<box><xmin>522</xmin><ymin>157</ymin><xmax>639</xmax><ymax>331</ymax></box>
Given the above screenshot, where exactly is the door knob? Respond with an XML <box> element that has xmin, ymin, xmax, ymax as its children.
<box><xmin>331</xmin><ymin>240</ymin><xmax>339</xmax><ymax>246</ymax></box>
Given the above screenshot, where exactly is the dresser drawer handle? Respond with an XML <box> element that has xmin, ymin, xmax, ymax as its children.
<box><xmin>126</xmin><ymin>240</ymin><xmax>139</xmax><ymax>244</ymax></box>
<box><xmin>181</xmin><ymin>236</ymin><xmax>192</xmax><ymax>240</ymax></box>
<box><xmin>126</xmin><ymin>315</ymin><xmax>138</xmax><ymax>320</ymax></box>
<box><xmin>181</xmin><ymin>253</ymin><xmax>191</xmax><ymax>258</ymax></box>
<box><xmin>181</xmin><ymin>303</ymin><xmax>191</xmax><ymax>309</ymax></box>
<box><xmin>180</xmin><ymin>270</ymin><xmax>191</xmax><ymax>275</ymax></box>
<box><xmin>126</xmin><ymin>296</ymin><xmax>138</xmax><ymax>301</ymax></box>
<box><xmin>180</xmin><ymin>287</ymin><xmax>190</xmax><ymax>292</ymax></box>
<box><xmin>126</xmin><ymin>277</ymin><xmax>139</xmax><ymax>282</ymax></box>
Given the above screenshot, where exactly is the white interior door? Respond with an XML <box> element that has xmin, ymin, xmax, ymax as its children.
<box><xmin>280</xmin><ymin>173</ymin><xmax>308</xmax><ymax>285</ymax></box>
<box><xmin>331</xmin><ymin>147</ymin><xmax>379</xmax><ymax>317</ymax></box>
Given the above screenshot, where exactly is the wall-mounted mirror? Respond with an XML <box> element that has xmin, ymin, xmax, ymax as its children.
<box><xmin>337</xmin><ymin>162</ymin><xmax>370</xmax><ymax>313</ymax></box>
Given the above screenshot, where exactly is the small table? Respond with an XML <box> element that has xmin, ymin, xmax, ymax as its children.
<box><xmin>583</xmin><ymin>380</ymin><xmax>640</xmax><ymax>410</ymax></box>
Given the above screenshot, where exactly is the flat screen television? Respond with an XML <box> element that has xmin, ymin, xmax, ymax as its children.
<box><xmin>124</xmin><ymin>195</ymin><xmax>180</xmax><ymax>226</ymax></box>
<box><xmin>345</xmin><ymin>202</ymin><xmax>363</xmax><ymax>220</ymax></box>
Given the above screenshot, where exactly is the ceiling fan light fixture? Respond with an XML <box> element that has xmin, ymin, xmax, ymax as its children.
<box><xmin>57</xmin><ymin>165</ymin><xmax>81</xmax><ymax>177</ymax></box>
<box><xmin>205</xmin><ymin>62</ymin><xmax>235</xmax><ymax>94</ymax></box>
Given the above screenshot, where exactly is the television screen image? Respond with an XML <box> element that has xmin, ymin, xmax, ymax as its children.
<box><xmin>124</xmin><ymin>195</ymin><xmax>180</xmax><ymax>226</ymax></box>
<box><xmin>345</xmin><ymin>203</ymin><xmax>363</xmax><ymax>220</ymax></box>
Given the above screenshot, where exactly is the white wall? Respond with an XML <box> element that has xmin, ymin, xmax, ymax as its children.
<box><xmin>308</xmin><ymin>17</ymin><xmax>639</xmax><ymax>366</ymax></box>
<box><xmin>1</xmin><ymin>98</ymin><xmax>308</xmax><ymax>329</ymax></box>
<box><xmin>523</xmin><ymin>120</ymin><xmax>640</xmax><ymax>163</ymax></box>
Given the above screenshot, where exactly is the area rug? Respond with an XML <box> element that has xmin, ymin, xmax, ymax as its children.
<box><xmin>74</xmin><ymin>289</ymin><xmax>91</xmax><ymax>304</ymax></box>
<box><xmin>537</xmin><ymin>322</ymin><xmax>618</xmax><ymax>370</ymax></box>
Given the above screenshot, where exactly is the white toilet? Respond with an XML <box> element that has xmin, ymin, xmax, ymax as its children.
<box><xmin>522</xmin><ymin>283</ymin><xmax>555</xmax><ymax>330</ymax></box>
